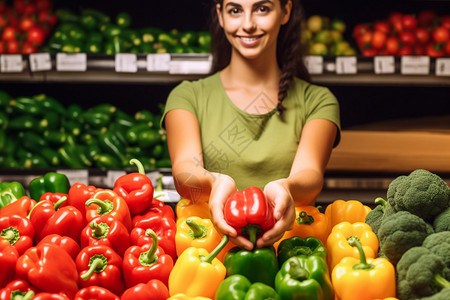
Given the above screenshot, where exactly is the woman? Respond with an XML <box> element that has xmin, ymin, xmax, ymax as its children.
<box><xmin>162</xmin><ymin>0</ymin><xmax>340</xmax><ymax>250</ymax></box>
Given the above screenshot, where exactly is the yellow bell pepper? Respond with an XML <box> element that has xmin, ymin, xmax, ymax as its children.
<box><xmin>168</xmin><ymin>294</ymin><xmax>212</xmax><ymax>300</ymax></box>
<box><xmin>175</xmin><ymin>216</ymin><xmax>235</xmax><ymax>261</ymax></box>
<box><xmin>176</xmin><ymin>198</ymin><xmax>210</xmax><ymax>224</ymax></box>
<box><xmin>169</xmin><ymin>235</ymin><xmax>228</xmax><ymax>298</ymax></box>
<box><xmin>332</xmin><ymin>236</ymin><xmax>396</xmax><ymax>300</ymax></box>
<box><xmin>327</xmin><ymin>221</ymin><xmax>378</xmax><ymax>271</ymax></box>
<box><xmin>325</xmin><ymin>199</ymin><xmax>371</xmax><ymax>229</ymax></box>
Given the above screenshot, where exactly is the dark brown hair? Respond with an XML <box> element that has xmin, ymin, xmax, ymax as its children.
<box><xmin>209</xmin><ymin>0</ymin><xmax>311</xmax><ymax>113</ymax></box>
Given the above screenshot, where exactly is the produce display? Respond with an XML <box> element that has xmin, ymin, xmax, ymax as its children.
<box><xmin>0</xmin><ymin>90</ymin><xmax>170</xmax><ymax>170</ymax></box>
<box><xmin>354</xmin><ymin>10</ymin><xmax>450</xmax><ymax>56</ymax></box>
<box><xmin>0</xmin><ymin>168</ymin><xmax>448</xmax><ymax>299</ymax></box>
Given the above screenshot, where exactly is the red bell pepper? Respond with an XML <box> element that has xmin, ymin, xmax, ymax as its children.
<box><xmin>29</xmin><ymin>196</ymin><xmax>84</xmax><ymax>244</ymax></box>
<box><xmin>121</xmin><ymin>279</ymin><xmax>170</xmax><ymax>300</ymax></box>
<box><xmin>33</xmin><ymin>292</ymin><xmax>71</xmax><ymax>300</ymax></box>
<box><xmin>75</xmin><ymin>286</ymin><xmax>120</xmax><ymax>300</ymax></box>
<box><xmin>85</xmin><ymin>189</ymin><xmax>132</xmax><ymax>232</ymax></box>
<box><xmin>224</xmin><ymin>186</ymin><xmax>275</xmax><ymax>245</ymax></box>
<box><xmin>113</xmin><ymin>158</ymin><xmax>155</xmax><ymax>217</ymax></box>
<box><xmin>76</xmin><ymin>245</ymin><xmax>125</xmax><ymax>296</ymax></box>
<box><xmin>80</xmin><ymin>215</ymin><xmax>130</xmax><ymax>256</ymax></box>
<box><xmin>0</xmin><ymin>238</ymin><xmax>19</xmax><ymax>288</ymax></box>
<box><xmin>40</xmin><ymin>192</ymin><xmax>69</xmax><ymax>205</ymax></box>
<box><xmin>130</xmin><ymin>213</ymin><xmax>177</xmax><ymax>261</ymax></box>
<box><xmin>0</xmin><ymin>214</ymin><xmax>34</xmax><ymax>255</ymax></box>
<box><xmin>68</xmin><ymin>182</ymin><xmax>98</xmax><ymax>220</ymax></box>
<box><xmin>15</xmin><ymin>243</ymin><xmax>79</xmax><ymax>299</ymax></box>
<box><xmin>132</xmin><ymin>199</ymin><xmax>175</xmax><ymax>227</ymax></box>
<box><xmin>123</xmin><ymin>229</ymin><xmax>174</xmax><ymax>288</ymax></box>
<box><xmin>0</xmin><ymin>196</ymin><xmax>36</xmax><ymax>218</ymax></box>
<box><xmin>0</xmin><ymin>279</ymin><xmax>39</xmax><ymax>300</ymax></box>
<box><xmin>36</xmin><ymin>234</ymin><xmax>81</xmax><ymax>260</ymax></box>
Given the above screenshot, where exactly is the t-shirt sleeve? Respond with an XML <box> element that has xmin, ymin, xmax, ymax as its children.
<box><xmin>160</xmin><ymin>80</ymin><xmax>198</xmax><ymax>129</ymax></box>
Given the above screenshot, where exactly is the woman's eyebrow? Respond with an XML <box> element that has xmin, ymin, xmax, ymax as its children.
<box><xmin>224</xmin><ymin>0</ymin><xmax>274</xmax><ymax>8</ymax></box>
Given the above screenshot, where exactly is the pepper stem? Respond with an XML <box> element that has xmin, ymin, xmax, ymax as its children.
<box><xmin>241</xmin><ymin>224</ymin><xmax>262</xmax><ymax>246</ymax></box>
<box><xmin>186</xmin><ymin>218</ymin><xmax>207</xmax><ymax>239</ymax></box>
<box><xmin>374</xmin><ymin>197</ymin><xmax>387</xmax><ymax>212</ymax></box>
<box><xmin>85</xmin><ymin>199</ymin><xmax>113</xmax><ymax>215</ymax></box>
<box><xmin>347</xmin><ymin>236</ymin><xmax>375</xmax><ymax>270</ymax></box>
<box><xmin>11</xmin><ymin>290</ymin><xmax>35</xmax><ymax>300</ymax></box>
<box><xmin>80</xmin><ymin>254</ymin><xmax>108</xmax><ymax>281</ymax></box>
<box><xmin>200</xmin><ymin>235</ymin><xmax>229</xmax><ymax>264</ymax></box>
<box><xmin>90</xmin><ymin>221</ymin><xmax>109</xmax><ymax>239</ymax></box>
<box><xmin>0</xmin><ymin>191</ymin><xmax>17</xmax><ymax>203</ymax></box>
<box><xmin>54</xmin><ymin>196</ymin><xmax>68</xmax><ymax>210</ymax></box>
<box><xmin>296</xmin><ymin>211</ymin><xmax>314</xmax><ymax>225</ymax></box>
<box><xmin>1</xmin><ymin>227</ymin><xmax>19</xmax><ymax>245</ymax></box>
<box><xmin>289</xmin><ymin>259</ymin><xmax>310</xmax><ymax>282</ymax></box>
<box><xmin>139</xmin><ymin>229</ymin><xmax>159</xmax><ymax>266</ymax></box>
<box><xmin>435</xmin><ymin>273</ymin><xmax>450</xmax><ymax>289</ymax></box>
<box><xmin>130</xmin><ymin>158</ymin><xmax>145</xmax><ymax>175</ymax></box>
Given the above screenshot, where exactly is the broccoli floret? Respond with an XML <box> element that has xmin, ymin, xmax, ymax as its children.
<box><xmin>422</xmin><ymin>231</ymin><xmax>450</xmax><ymax>280</ymax></box>
<box><xmin>383</xmin><ymin>169</ymin><xmax>450</xmax><ymax>222</ymax></box>
<box><xmin>365</xmin><ymin>197</ymin><xmax>387</xmax><ymax>235</ymax></box>
<box><xmin>396</xmin><ymin>246</ymin><xmax>450</xmax><ymax>300</ymax></box>
<box><xmin>420</xmin><ymin>287</ymin><xmax>450</xmax><ymax>300</ymax></box>
<box><xmin>433</xmin><ymin>207</ymin><xmax>450</xmax><ymax>233</ymax></box>
<box><xmin>378</xmin><ymin>210</ymin><xmax>434</xmax><ymax>265</ymax></box>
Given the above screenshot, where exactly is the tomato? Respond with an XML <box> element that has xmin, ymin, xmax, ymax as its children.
<box><xmin>353</xmin><ymin>23</ymin><xmax>370</xmax><ymax>38</ymax></box>
<box><xmin>388</xmin><ymin>12</ymin><xmax>403</xmax><ymax>32</ymax></box>
<box><xmin>6</xmin><ymin>39</ymin><xmax>20</xmax><ymax>54</ymax></box>
<box><xmin>357</xmin><ymin>30</ymin><xmax>373</xmax><ymax>49</ymax></box>
<box><xmin>21</xmin><ymin>42</ymin><xmax>37</xmax><ymax>54</ymax></box>
<box><xmin>38</xmin><ymin>10</ymin><xmax>57</xmax><ymax>26</ymax></box>
<box><xmin>385</xmin><ymin>36</ymin><xmax>400</xmax><ymax>55</ymax></box>
<box><xmin>27</xmin><ymin>26</ymin><xmax>46</xmax><ymax>45</ymax></box>
<box><xmin>19</xmin><ymin>16</ymin><xmax>35</xmax><ymax>32</ymax></box>
<box><xmin>433</xmin><ymin>26</ymin><xmax>450</xmax><ymax>43</ymax></box>
<box><xmin>415</xmin><ymin>27</ymin><xmax>430</xmax><ymax>44</ymax></box>
<box><xmin>371</xmin><ymin>30</ymin><xmax>387</xmax><ymax>49</ymax></box>
<box><xmin>402</xmin><ymin>14</ymin><xmax>418</xmax><ymax>31</ymax></box>
<box><xmin>441</xmin><ymin>15</ymin><xmax>450</xmax><ymax>30</ymax></box>
<box><xmin>398</xmin><ymin>45</ymin><xmax>413</xmax><ymax>56</ymax></box>
<box><xmin>399</xmin><ymin>31</ymin><xmax>417</xmax><ymax>45</ymax></box>
<box><xmin>426</xmin><ymin>43</ymin><xmax>444</xmax><ymax>57</ymax></box>
<box><xmin>413</xmin><ymin>44</ymin><xmax>426</xmax><ymax>55</ymax></box>
<box><xmin>23</xmin><ymin>2</ymin><xmax>36</xmax><ymax>15</ymax></box>
<box><xmin>2</xmin><ymin>26</ymin><xmax>18</xmax><ymax>41</ymax></box>
<box><xmin>374</xmin><ymin>20</ymin><xmax>391</xmax><ymax>34</ymax></box>
<box><xmin>362</xmin><ymin>48</ymin><xmax>378</xmax><ymax>57</ymax></box>
<box><xmin>417</xmin><ymin>10</ymin><xmax>437</xmax><ymax>26</ymax></box>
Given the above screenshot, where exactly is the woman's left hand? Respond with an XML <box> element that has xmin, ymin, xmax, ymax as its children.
<box><xmin>256</xmin><ymin>179</ymin><xmax>296</xmax><ymax>248</ymax></box>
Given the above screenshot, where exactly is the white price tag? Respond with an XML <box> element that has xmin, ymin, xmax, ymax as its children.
<box><xmin>435</xmin><ymin>58</ymin><xmax>450</xmax><ymax>76</ymax></box>
<box><xmin>169</xmin><ymin>60</ymin><xmax>212</xmax><ymax>74</ymax></box>
<box><xmin>336</xmin><ymin>56</ymin><xmax>357</xmax><ymax>74</ymax></box>
<box><xmin>147</xmin><ymin>53</ymin><xmax>171</xmax><ymax>72</ymax></box>
<box><xmin>29</xmin><ymin>53</ymin><xmax>52</xmax><ymax>71</ymax></box>
<box><xmin>56</xmin><ymin>169</ymin><xmax>89</xmax><ymax>186</ymax></box>
<box><xmin>104</xmin><ymin>170</ymin><xmax>127</xmax><ymax>188</ymax></box>
<box><xmin>401</xmin><ymin>56</ymin><xmax>430</xmax><ymax>75</ymax></box>
<box><xmin>56</xmin><ymin>53</ymin><xmax>87</xmax><ymax>71</ymax></box>
<box><xmin>374</xmin><ymin>56</ymin><xmax>395</xmax><ymax>74</ymax></box>
<box><xmin>304</xmin><ymin>56</ymin><xmax>323</xmax><ymax>74</ymax></box>
<box><xmin>115</xmin><ymin>53</ymin><xmax>138</xmax><ymax>73</ymax></box>
<box><xmin>0</xmin><ymin>54</ymin><xmax>24</xmax><ymax>72</ymax></box>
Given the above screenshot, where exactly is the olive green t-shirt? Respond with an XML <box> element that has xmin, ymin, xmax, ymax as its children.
<box><xmin>162</xmin><ymin>72</ymin><xmax>340</xmax><ymax>190</ymax></box>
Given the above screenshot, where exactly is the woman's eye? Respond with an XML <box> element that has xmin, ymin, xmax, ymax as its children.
<box><xmin>229</xmin><ymin>8</ymin><xmax>240</xmax><ymax>14</ymax></box>
<box><xmin>257</xmin><ymin>6</ymin><xmax>269</xmax><ymax>13</ymax></box>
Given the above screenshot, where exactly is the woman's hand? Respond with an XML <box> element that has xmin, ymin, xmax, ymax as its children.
<box><xmin>256</xmin><ymin>179</ymin><xmax>296</xmax><ymax>248</ymax></box>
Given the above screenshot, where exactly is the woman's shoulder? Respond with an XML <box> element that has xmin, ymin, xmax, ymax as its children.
<box><xmin>172</xmin><ymin>72</ymin><xmax>220</xmax><ymax>93</ymax></box>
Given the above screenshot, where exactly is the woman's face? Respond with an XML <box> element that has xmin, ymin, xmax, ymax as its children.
<box><xmin>216</xmin><ymin>0</ymin><xmax>292</xmax><ymax>60</ymax></box>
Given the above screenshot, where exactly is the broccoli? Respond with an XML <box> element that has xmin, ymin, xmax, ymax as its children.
<box><xmin>419</xmin><ymin>287</ymin><xmax>450</xmax><ymax>300</ymax></box>
<box><xmin>433</xmin><ymin>207</ymin><xmax>450</xmax><ymax>233</ymax></box>
<box><xmin>422</xmin><ymin>231</ymin><xmax>450</xmax><ymax>280</ymax></box>
<box><xmin>364</xmin><ymin>197</ymin><xmax>387</xmax><ymax>235</ymax></box>
<box><xmin>396</xmin><ymin>246</ymin><xmax>450</xmax><ymax>300</ymax></box>
<box><xmin>378</xmin><ymin>210</ymin><xmax>434</xmax><ymax>265</ymax></box>
<box><xmin>383</xmin><ymin>169</ymin><xmax>450</xmax><ymax>222</ymax></box>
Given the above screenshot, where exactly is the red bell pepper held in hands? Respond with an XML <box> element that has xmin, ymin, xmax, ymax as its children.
<box><xmin>37</xmin><ymin>234</ymin><xmax>81</xmax><ymax>260</ymax></box>
<box><xmin>0</xmin><ymin>238</ymin><xmax>19</xmax><ymax>288</ymax></box>
<box><xmin>0</xmin><ymin>279</ymin><xmax>39</xmax><ymax>300</ymax></box>
<box><xmin>29</xmin><ymin>196</ymin><xmax>84</xmax><ymax>244</ymax></box>
<box><xmin>123</xmin><ymin>229</ymin><xmax>174</xmax><ymax>288</ymax></box>
<box><xmin>85</xmin><ymin>189</ymin><xmax>132</xmax><ymax>232</ymax></box>
<box><xmin>75</xmin><ymin>286</ymin><xmax>120</xmax><ymax>300</ymax></box>
<box><xmin>76</xmin><ymin>245</ymin><xmax>125</xmax><ymax>296</ymax></box>
<box><xmin>0</xmin><ymin>214</ymin><xmax>34</xmax><ymax>255</ymax></box>
<box><xmin>0</xmin><ymin>196</ymin><xmax>36</xmax><ymax>218</ymax></box>
<box><xmin>224</xmin><ymin>186</ymin><xmax>275</xmax><ymax>245</ymax></box>
<box><xmin>130</xmin><ymin>214</ymin><xmax>177</xmax><ymax>261</ymax></box>
<box><xmin>113</xmin><ymin>158</ymin><xmax>155</xmax><ymax>217</ymax></box>
<box><xmin>121</xmin><ymin>279</ymin><xmax>170</xmax><ymax>300</ymax></box>
<box><xmin>68</xmin><ymin>182</ymin><xmax>99</xmax><ymax>220</ymax></box>
<box><xmin>80</xmin><ymin>215</ymin><xmax>130</xmax><ymax>256</ymax></box>
<box><xmin>15</xmin><ymin>243</ymin><xmax>79</xmax><ymax>299</ymax></box>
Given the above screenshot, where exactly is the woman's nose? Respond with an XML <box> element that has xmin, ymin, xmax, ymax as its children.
<box><xmin>242</xmin><ymin>12</ymin><xmax>256</xmax><ymax>32</ymax></box>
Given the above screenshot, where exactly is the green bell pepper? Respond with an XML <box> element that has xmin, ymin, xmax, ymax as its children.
<box><xmin>28</xmin><ymin>172</ymin><xmax>71</xmax><ymax>201</ymax></box>
<box><xmin>0</xmin><ymin>181</ymin><xmax>27</xmax><ymax>208</ymax></box>
<box><xmin>277</xmin><ymin>236</ymin><xmax>327</xmax><ymax>267</ymax></box>
<box><xmin>224</xmin><ymin>246</ymin><xmax>279</xmax><ymax>288</ymax></box>
<box><xmin>216</xmin><ymin>274</ymin><xmax>280</xmax><ymax>300</ymax></box>
<box><xmin>274</xmin><ymin>255</ymin><xmax>334</xmax><ymax>300</ymax></box>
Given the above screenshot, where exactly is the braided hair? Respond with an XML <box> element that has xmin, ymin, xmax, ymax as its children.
<box><xmin>209</xmin><ymin>0</ymin><xmax>311</xmax><ymax>114</ymax></box>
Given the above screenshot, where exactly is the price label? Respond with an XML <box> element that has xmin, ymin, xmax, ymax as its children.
<box><xmin>56</xmin><ymin>53</ymin><xmax>87</xmax><ymax>71</ymax></box>
<box><xmin>435</xmin><ymin>58</ymin><xmax>450</xmax><ymax>76</ymax></box>
<box><xmin>400</xmin><ymin>56</ymin><xmax>430</xmax><ymax>75</ymax></box>
<box><xmin>115</xmin><ymin>53</ymin><xmax>138</xmax><ymax>72</ymax></box>
<box><xmin>29</xmin><ymin>53</ymin><xmax>52</xmax><ymax>72</ymax></box>
<box><xmin>374</xmin><ymin>56</ymin><xmax>395</xmax><ymax>74</ymax></box>
<box><xmin>56</xmin><ymin>169</ymin><xmax>89</xmax><ymax>186</ymax></box>
<box><xmin>0</xmin><ymin>54</ymin><xmax>24</xmax><ymax>72</ymax></box>
<box><xmin>169</xmin><ymin>60</ymin><xmax>212</xmax><ymax>74</ymax></box>
<box><xmin>104</xmin><ymin>170</ymin><xmax>127</xmax><ymax>188</ymax></box>
<box><xmin>147</xmin><ymin>53</ymin><xmax>171</xmax><ymax>72</ymax></box>
<box><xmin>304</xmin><ymin>56</ymin><xmax>323</xmax><ymax>74</ymax></box>
<box><xmin>336</xmin><ymin>56</ymin><xmax>357</xmax><ymax>74</ymax></box>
